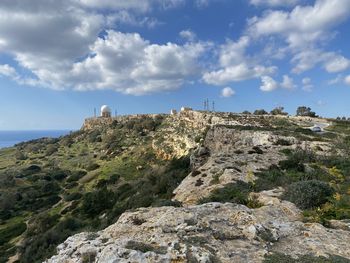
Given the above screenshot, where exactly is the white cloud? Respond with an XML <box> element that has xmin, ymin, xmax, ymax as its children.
<box><xmin>260</xmin><ymin>76</ymin><xmax>278</xmax><ymax>92</ymax></box>
<box><xmin>281</xmin><ymin>74</ymin><xmax>296</xmax><ymax>90</ymax></box>
<box><xmin>221</xmin><ymin>87</ymin><xmax>235</xmax><ymax>97</ymax></box>
<box><xmin>69</xmin><ymin>31</ymin><xmax>207</xmax><ymax>95</ymax></box>
<box><xmin>250</xmin><ymin>0</ymin><xmax>300</xmax><ymax>7</ymax></box>
<box><xmin>292</xmin><ymin>49</ymin><xmax>350</xmax><ymax>74</ymax></box>
<box><xmin>203</xmin><ymin>36</ymin><xmax>277</xmax><ymax>85</ymax></box>
<box><xmin>302</xmin><ymin>77</ymin><xmax>313</xmax><ymax>91</ymax></box>
<box><xmin>179</xmin><ymin>30</ymin><xmax>197</xmax><ymax>42</ymax></box>
<box><xmin>203</xmin><ymin>64</ymin><xmax>276</xmax><ymax>85</ymax></box>
<box><xmin>0</xmin><ymin>0</ymin><xmax>104</xmax><ymax>87</ymax></box>
<box><xmin>328</xmin><ymin>74</ymin><xmax>343</xmax><ymax>85</ymax></box>
<box><xmin>324</xmin><ymin>56</ymin><xmax>350</xmax><ymax>73</ymax></box>
<box><xmin>0</xmin><ymin>64</ymin><xmax>17</xmax><ymax>78</ymax></box>
<box><xmin>79</xmin><ymin>0</ymin><xmax>185</xmax><ymax>12</ymax></box>
<box><xmin>0</xmin><ymin>64</ymin><xmax>41</xmax><ymax>87</ymax></box>
<box><xmin>0</xmin><ymin>0</ymin><xmax>208</xmax><ymax>95</ymax></box>
<box><xmin>248</xmin><ymin>0</ymin><xmax>350</xmax><ymax>74</ymax></box>
<box><xmin>259</xmin><ymin>74</ymin><xmax>297</xmax><ymax>92</ymax></box>
<box><xmin>107</xmin><ymin>11</ymin><xmax>162</xmax><ymax>28</ymax></box>
<box><xmin>345</xmin><ymin>75</ymin><xmax>350</xmax><ymax>86</ymax></box>
<box><xmin>248</xmin><ymin>0</ymin><xmax>350</xmax><ymax>49</ymax></box>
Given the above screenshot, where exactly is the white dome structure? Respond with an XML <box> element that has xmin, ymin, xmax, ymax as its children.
<box><xmin>100</xmin><ymin>105</ymin><xmax>111</xmax><ymax>118</ymax></box>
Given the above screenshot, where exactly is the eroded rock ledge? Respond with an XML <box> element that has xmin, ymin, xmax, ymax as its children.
<box><xmin>46</xmin><ymin>194</ymin><xmax>350</xmax><ymax>263</ymax></box>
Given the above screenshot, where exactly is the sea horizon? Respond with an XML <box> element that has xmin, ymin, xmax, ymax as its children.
<box><xmin>0</xmin><ymin>130</ymin><xmax>74</xmax><ymax>149</ymax></box>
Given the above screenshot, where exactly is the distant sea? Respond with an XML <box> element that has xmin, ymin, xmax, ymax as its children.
<box><xmin>0</xmin><ymin>130</ymin><xmax>73</xmax><ymax>149</ymax></box>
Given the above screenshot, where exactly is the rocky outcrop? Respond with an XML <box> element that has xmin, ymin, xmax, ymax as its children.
<box><xmin>48</xmin><ymin>111</ymin><xmax>346</xmax><ymax>263</ymax></box>
<box><xmin>173</xmin><ymin>126</ymin><xmax>296</xmax><ymax>205</ymax></box>
<box><xmin>46</xmin><ymin>195</ymin><xmax>350</xmax><ymax>263</ymax></box>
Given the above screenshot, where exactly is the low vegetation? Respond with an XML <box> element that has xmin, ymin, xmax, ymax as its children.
<box><xmin>1</xmin><ymin>111</ymin><xmax>350</xmax><ymax>262</ymax></box>
<box><xmin>264</xmin><ymin>253</ymin><xmax>350</xmax><ymax>263</ymax></box>
<box><xmin>201</xmin><ymin>145</ymin><xmax>350</xmax><ymax>225</ymax></box>
<box><xmin>0</xmin><ymin>116</ymin><xmax>190</xmax><ymax>262</ymax></box>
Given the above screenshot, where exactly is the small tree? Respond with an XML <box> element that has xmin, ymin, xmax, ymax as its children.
<box><xmin>270</xmin><ymin>107</ymin><xmax>288</xmax><ymax>116</ymax></box>
<box><xmin>296</xmin><ymin>106</ymin><xmax>316</xmax><ymax>117</ymax></box>
<box><xmin>241</xmin><ymin>110</ymin><xmax>251</xmax><ymax>115</ymax></box>
<box><xmin>253</xmin><ymin>109</ymin><xmax>268</xmax><ymax>115</ymax></box>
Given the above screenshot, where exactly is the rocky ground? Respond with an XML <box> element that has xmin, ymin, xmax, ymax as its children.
<box><xmin>45</xmin><ymin>111</ymin><xmax>350</xmax><ymax>262</ymax></box>
<box><xmin>173</xmin><ymin>127</ymin><xmax>294</xmax><ymax>205</ymax></box>
<box><xmin>46</xmin><ymin>190</ymin><xmax>350</xmax><ymax>263</ymax></box>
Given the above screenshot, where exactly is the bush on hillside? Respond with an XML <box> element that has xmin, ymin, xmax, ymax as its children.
<box><xmin>199</xmin><ymin>181</ymin><xmax>253</xmax><ymax>205</ymax></box>
<box><xmin>283</xmin><ymin>180</ymin><xmax>334</xmax><ymax>209</ymax></box>
<box><xmin>81</xmin><ymin>187</ymin><xmax>116</xmax><ymax>217</ymax></box>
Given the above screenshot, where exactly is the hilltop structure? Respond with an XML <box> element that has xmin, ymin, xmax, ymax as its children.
<box><xmin>100</xmin><ymin>105</ymin><xmax>111</xmax><ymax>118</ymax></box>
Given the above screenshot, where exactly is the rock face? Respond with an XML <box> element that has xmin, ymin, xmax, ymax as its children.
<box><xmin>173</xmin><ymin>126</ymin><xmax>295</xmax><ymax>205</ymax></box>
<box><xmin>46</xmin><ymin>196</ymin><xmax>350</xmax><ymax>263</ymax></box>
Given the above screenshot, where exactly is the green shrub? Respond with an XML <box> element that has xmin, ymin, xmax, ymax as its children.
<box><xmin>283</xmin><ymin>180</ymin><xmax>334</xmax><ymax>209</ymax></box>
<box><xmin>295</xmin><ymin>127</ymin><xmax>314</xmax><ymax>135</ymax></box>
<box><xmin>81</xmin><ymin>188</ymin><xmax>116</xmax><ymax>217</ymax></box>
<box><xmin>254</xmin><ymin>166</ymin><xmax>287</xmax><ymax>191</ymax></box>
<box><xmin>264</xmin><ymin>253</ymin><xmax>350</xmax><ymax>263</ymax></box>
<box><xmin>85</xmin><ymin>163</ymin><xmax>100</xmax><ymax>171</ymax></box>
<box><xmin>199</xmin><ymin>181</ymin><xmax>252</xmax><ymax>205</ymax></box>
<box><xmin>274</xmin><ymin>138</ymin><xmax>292</xmax><ymax>146</ymax></box>
<box><xmin>15</xmin><ymin>150</ymin><xmax>27</xmax><ymax>160</ymax></box>
<box><xmin>66</xmin><ymin>170</ymin><xmax>87</xmax><ymax>182</ymax></box>
<box><xmin>0</xmin><ymin>221</ymin><xmax>27</xmax><ymax>246</ymax></box>
<box><xmin>279</xmin><ymin>149</ymin><xmax>315</xmax><ymax>172</ymax></box>
<box><xmin>45</xmin><ymin>144</ymin><xmax>58</xmax><ymax>156</ymax></box>
<box><xmin>63</xmin><ymin>192</ymin><xmax>82</xmax><ymax>201</ymax></box>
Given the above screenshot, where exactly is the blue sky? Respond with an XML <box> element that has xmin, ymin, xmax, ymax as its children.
<box><xmin>0</xmin><ymin>0</ymin><xmax>350</xmax><ymax>130</ymax></box>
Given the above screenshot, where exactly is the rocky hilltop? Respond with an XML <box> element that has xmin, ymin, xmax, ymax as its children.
<box><xmin>1</xmin><ymin>110</ymin><xmax>350</xmax><ymax>262</ymax></box>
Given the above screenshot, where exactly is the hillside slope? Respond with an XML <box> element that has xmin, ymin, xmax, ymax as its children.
<box><xmin>1</xmin><ymin>111</ymin><xmax>350</xmax><ymax>262</ymax></box>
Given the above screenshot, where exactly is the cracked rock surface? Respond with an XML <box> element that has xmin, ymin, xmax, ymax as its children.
<box><xmin>46</xmin><ymin>195</ymin><xmax>350</xmax><ymax>263</ymax></box>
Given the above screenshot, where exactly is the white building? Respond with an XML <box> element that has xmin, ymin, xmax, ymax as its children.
<box><xmin>101</xmin><ymin>105</ymin><xmax>112</xmax><ymax>118</ymax></box>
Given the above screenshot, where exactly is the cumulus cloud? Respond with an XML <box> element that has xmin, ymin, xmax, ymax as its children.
<box><xmin>0</xmin><ymin>0</ymin><xmax>208</xmax><ymax>95</ymax></box>
<box><xmin>324</xmin><ymin>56</ymin><xmax>350</xmax><ymax>73</ymax></box>
<box><xmin>250</xmin><ymin>0</ymin><xmax>300</xmax><ymax>7</ymax></box>
<box><xmin>260</xmin><ymin>76</ymin><xmax>278</xmax><ymax>92</ymax></box>
<box><xmin>179</xmin><ymin>30</ymin><xmax>197</xmax><ymax>42</ymax></box>
<box><xmin>64</xmin><ymin>31</ymin><xmax>206</xmax><ymax>95</ymax></box>
<box><xmin>259</xmin><ymin>74</ymin><xmax>296</xmax><ymax>92</ymax></box>
<box><xmin>248</xmin><ymin>0</ymin><xmax>350</xmax><ymax>48</ymax></box>
<box><xmin>291</xmin><ymin>49</ymin><xmax>350</xmax><ymax>73</ymax></box>
<box><xmin>203</xmin><ymin>36</ymin><xmax>277</xmax><ymax>85</ymax></box>
<box><xmin>248</xmin><ymin>0</ymin><xmax>350</xmax><ymax>75</ymax></box>
<box><xmin>221</xmin><ymin>87</ymin><xmax>235</xmax><ymax>97</ymax></box>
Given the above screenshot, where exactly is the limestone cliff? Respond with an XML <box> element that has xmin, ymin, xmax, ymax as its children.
<box><xmin>45</xmin><ymin>111</ymin><xmax>350</xmax><ymax>263</ymax></box>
